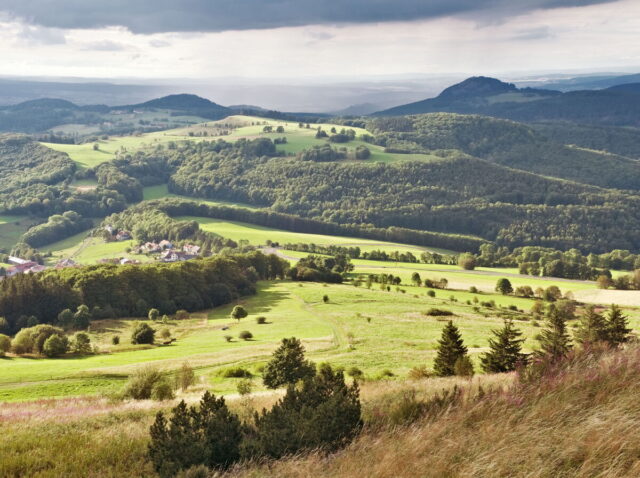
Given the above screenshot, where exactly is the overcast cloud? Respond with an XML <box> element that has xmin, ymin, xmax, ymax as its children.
<box><xmin>0</xmin><ymin>0</ymin><xmax>637</xmax><ymax>83</ymax></box>
<box><xmin>0</xmin><ymin>0</ymin><xmax>620</xmax><ymax>33</ymax></box>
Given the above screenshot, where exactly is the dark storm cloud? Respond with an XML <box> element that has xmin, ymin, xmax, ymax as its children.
<box><xmin>0</xmin><ymin>0</ymin><xmax>619</xmax><ymax>34</ymax></box>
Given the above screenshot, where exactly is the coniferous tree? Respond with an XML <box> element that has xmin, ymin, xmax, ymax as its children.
<box><xmin>535</xmin><ymin>304</ymin><xmax>572</xmax><ymax>359</ymax></box>
<box><xmin>480</xmin><ymin>320</ymin><xmax>526</xmax><ymax>373</ymax></box>
<box><xmin>263</xmin><ymin>337</ymin><xmax>316</xmax><ymax>389</ymax></box>
<box><xmin>574</xmin><ymin>305</ymin><xmax>608</xmax><ymax>345</ymax></box>
<box><xmin>606</xmin><ymin>304</ymin><xmax>632</xmax><ymax>347</ymax></box>
<box><xmin>433</xmin><ymin>321</ymin><xmax>468</xmax><ymax>376</ymax></box>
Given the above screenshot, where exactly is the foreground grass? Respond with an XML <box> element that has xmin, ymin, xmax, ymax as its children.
<box><xmin>234</xmin><ymin>346</ymin><xmax>640</xmax><ymax>478</ymax></box>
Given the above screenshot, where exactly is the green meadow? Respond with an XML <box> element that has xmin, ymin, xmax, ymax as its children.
<box><xmin>0</xmin><ymin>215</ymin><xmax>36</xmax><ymax>251</ymax></box>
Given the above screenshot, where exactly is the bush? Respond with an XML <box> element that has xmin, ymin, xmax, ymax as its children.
<box><xmin>11</xmin><ymin>324</ymin><xmax>67</xmax><ymax>355</ymax></box>
<box><xmin>124</xmin><ymin>367</ymin><xmax>173</xmax><ymax>400</ymax></box>
<box><xmin>148</xmin><ymin>308</ymin><xmax>160</xmax><ymax>321</ymax></box>
<box><xmin>236</xmin><ymin>378</ymin><xmax>253</xmax><ymax>396</ymax></box>
<box><xmin>239</xmin><ymin>330</ymin><xmax>253</xmax><ymax>341</ymax></box>
<box><xmin>151</xmin><ymin>381</ymin><xmax>175</xmax><ymax>401</ymax></box>
<box><xmin>131</xmin><ymin>323</ymin><xmax>155</xmax><ymax>345</ymax></box>
<box><xmin>175</xmin><ymin>310</ymin><xmax>190</xmax><ymax>320</ymax></box>
<box><xmin>223</xmin><ymin>335</ymin><xmax>232</xmax><ymax>342</ymax></box>
<box><xmin>454</xmin><ymin>356</ymin><xmax>474</xmax><ymax>377</ymax></box>
<box><xmin>407</xmin><ymin>365</ymin><xmax>432</xmax><ymax>380</ymax></box>
<box><xmin>0</xmin><ymin>333</ymin><xmax>11</xmax><ymax>356</ymax></box>
<box><xmin>72</xmin><ymin>332</ymin><xmax>92</xmax><ymax>354</ymax></box>
<box><xmin>43</xmin><ymin>334</ymin><xmax>69</xmax><ymax>358</ymax></box>
<box><xmin>220</xmin><ymin>367</ymin><xmax>252</xmax><ymax>378</ymax></box>
<box><xmin>112</xmin><ymin>335</ymin><xmax>120</xmax><ymax>345</ymax></box>
<box><xmin>0</xmin><ymin>317</ymin><xmax>10</xmax><ymax>335</ymax></box>
<box><xmin>425</xmin><ymin>308</ymin><xmax>454</xmax><ymax>316</ymax></box>
<box><xmin>346</xmin><ymin>366</ymin><xmax>364</xmax><ymax>380</ymax></box>
<box><xmin>160</xmin><ymin>328</ymin><xmax>171</xmax><ymax>339</ymax></box>
<box><xmin>354</xmin><ymin>145</ymin><xmax>371</xmax><ymax>159</ymax></box>
<box><xmin>458</xmin><ymin>253</ymin><xmax>477</xmax><ymax>270</ymax></box>
<box><xmin>256</xmin><ymin>316</ymin><xmax>267</xmax><ymax>324</ymax></box>
<box><xmin>427</xmin><ymin>290</ymin><xmax>436</xmax><ymax>297</ymax></box>
<box><xmin>322</xmin><ymin>294</ymin><xmax>329</xmax><ymax>303</ymax></box>
<box><xmin>469</xmin><ymin>286</ymin><xmax>479</xmax><ymax>293</ymax></box>
<box><xmin>176</xmin><ymin>362</ymin><xmax>196</xmax><ymax>391</ymax></box>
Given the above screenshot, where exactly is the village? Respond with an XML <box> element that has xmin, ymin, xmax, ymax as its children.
<box><xmin>3</xmin><ymin>226</ymin><xmax>203</xmax><ymax>277</ymax></box>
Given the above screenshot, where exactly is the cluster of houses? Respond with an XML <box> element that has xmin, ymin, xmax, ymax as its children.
<box><xmin>134</xmin><ymin>240</ymin><xmax>201</xmax><ymax>262</ymax></box>
<box><xmin>5</xmin><ymin>256</ymin><xmax>78</xmax><ymax>277</ymax></box>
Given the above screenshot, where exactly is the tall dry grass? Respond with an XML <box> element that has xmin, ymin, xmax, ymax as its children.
<box><xmin>231</xmin><ymin>345</ymin><xmax>640</xmax><ymax>478</ymax></box>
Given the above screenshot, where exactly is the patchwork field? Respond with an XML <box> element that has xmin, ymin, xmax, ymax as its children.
<box><xmin>41</xmin><ymin>115</ymin><xmax>445</xmax><ymax>169</ymax></box>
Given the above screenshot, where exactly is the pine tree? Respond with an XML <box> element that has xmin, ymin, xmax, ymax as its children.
<box><xmin>574</xmin><ymin>305</ymin><xmax>608</xmax><ymax>345</ymax></box>
<box><xmin>606</xmin><ymin>304</ymin><xmax>631</xmax><ymax>347</ymax></box>
<box><xmin>263</xmin><ymin>337</ymin><xmax>316</xmax><ymax>389</ymax></box>
<box><xmin>480</xmin><ymin>320</ymin><xmax>526</xmax><ymax>373</ymax></box>
<box><xmin>433</xmin><ymin>321</ymin><xmax>468</xmax><ymax>376</ymax></box>
<box><xmin>535</xmin><ymin>304</ymin><xmax>572</xmax><ymax>359</ymax></box>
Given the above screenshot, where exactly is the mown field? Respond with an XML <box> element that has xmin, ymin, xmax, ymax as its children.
<box><xmin>2</xmin><ymin>279</ymin><xmax>638</xmax><ymax>402</ymax></box>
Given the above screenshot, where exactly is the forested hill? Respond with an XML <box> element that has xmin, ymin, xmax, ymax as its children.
<box><xmin>368</xmin><ymin>113</ymin><xmax>640</xmax><ymax>190</ymax></box>
<box><xmin>123</xmin><ymin>94</ymin><xmax>231</xmax><ymax>119</ymax></box>
<box><xmin>374</xmin><ymin>76</ymin><xmax>640</xmax><ymax>126</ymax></box>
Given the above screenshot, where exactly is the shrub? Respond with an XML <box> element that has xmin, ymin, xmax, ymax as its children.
<box><xmin>239</xmin><ymin>330</ymin><xmax>253</xmax><ymax>341</ymax></box>
<box><xmin>256</xmin><ymin>316</ymin><xmax>267</xmax><ymax>324</ymax></box>
<box><xmin>427</xmin><ymin>290</ymin><xmax>436</xmax><ymax>297</ymax></box>
<box><xmin>378</xmin><ymin>369</ymin><xmax>395</xmax><ymax>378</ymax></box>
<box><xmin>160</xmin><ymin>328</ymin><xmax>171</xmax><ymax>339</ymax></box>
<box><xmin>322</xmin><ymin>294</ymin><xmax>329</xmax><ymax>303</ymax></box>
<box><xmin>175</xmin><ymin>310</ymin><xmax>190</xmax><ymax>321</ymax></box>
<box><xmin>43</xmin><ymin>334</ymin><xmax>69</xmax><ymax>358</ymax></box>
<box><xmin>346</xmin><ymin>366</ymin><xmax>364</xmax><ymax>380</ymax></box>
<box><xmin>0</xmin><ymin>317</ymin><xmax>10</xmax><ymax>335</ymax></box>
<box><xmin>220</xmin><ymin>367</ymin><xmax>252</xmax><ymax>378</ymax></box>
<box><xmin>0</xmin><ymin>333</ymin><xmax>11</xmax><ymax>356</ymax></box>
<box><xmin>124</xmin><ymin>367</ymin><xmax>173</xmax><ymax>400</ymax></box>
<box><xmin>11</xmin><ymin>324</ymin><xmax>67</xmax><ymax>355</ymax></box>
<box><xmin>469</xmin><ymin>286</ymin><xmax>479</xmax><ymax>293</ymax></box>
<box><xmin>454</xmin><ymin>356</ymin><xmax>475</xmax><ymax>377</ymax></box>
<box><xmin>148</xmin><ymin>308</ymin><xmax>160</xmax><ymax>321</ymax></box>
<box><xmin>407</xmin><ymin>365</ymin><xmax>432</xmax><ymax>380</ymax></box>
<box><xmin>131</xmin><ymin>323</ymin><xmax>155</xmax><ymax>345</ymax></box>
<box><xmin>151</xmin><ymin>380</ymin><xmax>175</xmax><ymax>401</ymax></box>
<box><xmin>176</xmin><ymin>362</ymin><xmax>196</xmax><ymax>391</ymax></box>
<box><xmin>458</xmin><ymin>253</ymin><xmax>477</xmax><ymax>270</ymax></box>
<box><xmin>425</xmin><ymin>308</ymin><xmax>454</xmax><ymax>317</ymax></box>
<box><xmin>112</xmin><ymin>335</ymin><xmax>120</xmax><ymax>345</ymax></box>
<box><xmin>236</xmin><ymin>378</ymin><xmax>253</xmax><ymax>396</ymax></box>
<box><xmin>72</xmin><ymin>332</ymin><xmax>92</xmax><ymax>354</ymax></box>
<box><xmin>223</xmin><ymin>335</ymin><xmax>232</xmax><ymax>342</ymax></box>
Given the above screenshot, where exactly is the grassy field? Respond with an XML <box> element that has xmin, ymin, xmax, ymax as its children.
<box><xmin>178</xmin><ymin>215</ymin><xmax>453</xmax><ymax>254</ymax></box>
<box><xmin>2</xmin><ymin>279</ymin><xmax>638</xmax><ymax>402</ymax></box>
<box><xmin>41</xmin><ymin>115</ymin><xmax>445</xmax><ymax>169</ymax></box>
<box><xmin>0</xmin><ymin>215</ymin><xmax>36</xmax><ymax>252</ymax></box>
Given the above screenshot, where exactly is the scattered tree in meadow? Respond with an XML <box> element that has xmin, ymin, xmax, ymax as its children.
<box><xmin>239</xmin><ymin>330</ymin><xmax>253</xmax><ymax>341</ymax></box>
<box><xmin>263</xmin><ymin>337</ymin><xmax>316</xmax><ymax>389</ymax></box>
<box><xmin>605</xmin><ymin>304</ymin><xmax>632</xmax><ymax>347</ymax></box>
<box><xmin>112</xmin><ymin>335</ymin><xmax>120</xmax><ymax>345</ymax></box>
<box><xmin>124</xmin><ymin>367</ymin><xmax>173</xmax><ymax>400</ymax></box>
<box><xmin>148</xmin><ymin>308</ymin><xmax>160</xmax><ymax>321</ymax></box>
<box><xmin>433</xmin><ymin>321</ymin><xmax>468</xmax><ymax>377</ymax></box>
<box><xmin>131</xmin><ymin>322</ymin><xmax>155</xmax><ymax>345</ymax></box>
<box><xmin>322</xmin><ymin>295</ymin><xmax>329</xmax><ymax>303</ymax></box>
<box><xmin>480</xmin><ymin>320</ymin><xmax>526</xmax><ymax>373</ymax></box>
<box><xmin>495</xmin><ymin>278</ymin><xmax>513</xmax><ymax>295</ymax></box>
<box><xmin>535</xmin><ymin>304</ymin><xmax>572</xmax><ymax>359</ymax></box>
<box><xmin>73</xmin><ymin>305</ymin><xmax>91</xmax><ymax>330</ymax></box>
<box><xmin>411</xmin><ymin>272</ymin><xmax>422</xmax><ymax>286</ymax></box>
<box><xmin>231</xmin><ymin>305</ymin><xmax>248</xmax><ymax>322</ymax></box>
<box><xmin>458</xmin><ymin>253</ymin><xmax>477</xmax><ymax>270</ymax></box>
<box><xmin>574</xmin><ymin>305</ymin><xmax>608</xmax><ymax>345</ymax></box>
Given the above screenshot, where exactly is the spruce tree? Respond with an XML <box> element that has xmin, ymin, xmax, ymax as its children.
<box><xmin>434</xmin><ymin>321</ymin><xmax>468</xmax><ymax>376</ymax></box>
<box><xmin>606</xmin><ymin>304</ymin><xmax>631</xmax><ymax>347</ymax></box>
<box><xmin>263</xmin><ymin>337</ymin><xmax>316</xmax><ymax>389</ymax></box>
<box><xmin>480</xmin><ymin>320</ymin><xmax>526</xmax><ymax>373</ymax></box>
<box><xmin>535</xmin><ymin>304</ymin><xmax>572</xmax><ymax>359</ymax></box>
<box><xmin>574</xmin><ymin>305</ymin><xmax>608</xmax><ymax>345</ymax></box>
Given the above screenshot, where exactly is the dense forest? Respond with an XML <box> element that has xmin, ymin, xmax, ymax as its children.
<box><xmin>367</xmin><ymin>113</ymin><xmax>640</xmax><ymax>190</ymax></box>
<box><xmin>0</xmin><ymin>251</ymin><xmax>288</xmax><ymax>333</ymax></box>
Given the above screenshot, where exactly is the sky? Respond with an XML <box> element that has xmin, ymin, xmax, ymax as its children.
<box><xmin>0</xmin><ymin>0</ymin><xmax>638</xmax><ymax>82</ymax></box>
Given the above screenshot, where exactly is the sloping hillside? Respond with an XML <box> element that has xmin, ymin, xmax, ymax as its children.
<box><xmin>374</xmin><ymin>77</ymin><xmax>640</xmax><ymax>127</ymax></box>
<box><xmin>369</xmin><ymin>113</ymin><xmax>640</xmax><ymax>190</ymax></box>
<box><xmin>234</xmin><ymin>346</ymin><xmax>640</xmax><ymax>478</ymax></box>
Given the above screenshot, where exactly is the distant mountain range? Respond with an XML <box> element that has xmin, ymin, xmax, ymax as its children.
<box><xmin>373</xmin><ymin>76</ymin><xmax>640</xmax><ymax>126</ymax></box>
